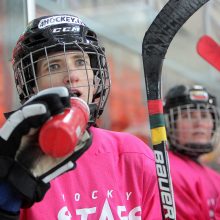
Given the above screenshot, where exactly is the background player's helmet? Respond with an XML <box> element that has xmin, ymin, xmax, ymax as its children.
<box><xmin>12</xmin><ymin>14</ymin><xmax>111</xmax><ymax>125</ymax></box>
<box><xmin>164</xmin><ymin>84</ymin><xmax>219</xmax><ymax>157</ymax></box>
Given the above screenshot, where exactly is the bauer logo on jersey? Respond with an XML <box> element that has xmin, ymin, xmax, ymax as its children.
<box><xmin>189</xmin><ymin>90</ymin><xmax>209</xmax><ymax>101</ymax></box>
<box><xmin>38</xmin><ymin>15</ymin><xmax>85</xmax><ymax>29</ymax></box>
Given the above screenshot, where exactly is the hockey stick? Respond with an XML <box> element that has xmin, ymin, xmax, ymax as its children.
<box><xmin>142</xmin><ymin>0</ymin><xmax>210</xmax><ymax>219</ymax></box>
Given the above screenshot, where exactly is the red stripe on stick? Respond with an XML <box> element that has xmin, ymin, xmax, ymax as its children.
<box><xmin>148</xmin><ymin>100</ymin><xmax>163</xmax><ymax>115</ymax></box>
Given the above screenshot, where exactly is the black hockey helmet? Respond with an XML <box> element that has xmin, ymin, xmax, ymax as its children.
<box><xmin>12</xmin><ymin>14</ymin><xmax>111</xmax><ymax>125</ymax></box>
<box><xmin>164</xmin><ymin>84</ymin><xmax>219</xmax><ymax>157</ymax></box>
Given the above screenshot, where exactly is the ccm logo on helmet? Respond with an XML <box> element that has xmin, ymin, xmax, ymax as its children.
<box><xmin>52</xmin><ymin>26</ymin><xmax>80</xmax><ymax>33</ymax></box>
<box><xmin>38</xmin><ymin>15</ymin><xmax>85</xmax><ymax>29</ymax></box>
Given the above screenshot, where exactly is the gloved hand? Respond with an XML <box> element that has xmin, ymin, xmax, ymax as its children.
<box><xmin>0</xmin><ymin>87</ymin><xmax>92</xmax><ymax>212</ymax></box>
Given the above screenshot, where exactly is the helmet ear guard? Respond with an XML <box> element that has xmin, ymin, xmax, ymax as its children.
<box><xmin>164</xmin><ymin>85</ymin><xmax>220</xmax><ymax>157</ymax></box>
<box><xmin>12</xmin><ymin>14</ymin><xmax>111</xmax><ymax>125</ymax></box>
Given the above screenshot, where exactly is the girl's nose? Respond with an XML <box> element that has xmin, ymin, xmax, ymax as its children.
<box><xmin>63</xmin><ymin>69</ymin><xmax>79</xmax><ymax>85</ymax></box>
<box><xmin>192</xmin><ymin>112</ymin><xmax>205</xmax><ymax>126</ymax></box>
<box><xmin>192</xmin><ymin>112</ymin><xmax>201</xmax><ymax>120</ymax></box>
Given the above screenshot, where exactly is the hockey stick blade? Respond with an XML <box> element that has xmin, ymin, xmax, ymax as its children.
<box><xmin>142</xmin><ymin>0</ymin><xmax>210</xmax><ymax>220</ymax></box>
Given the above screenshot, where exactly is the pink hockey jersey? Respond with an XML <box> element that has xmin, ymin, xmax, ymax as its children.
<box><xmin>169</xmin><ymin>151</ymin><xmax>220</xmax><ymax>220</ymax></box>
<box><xmin>20</xmin><ymin>127</ymin><xmax>162</xmax><ymax>220</ymax></box>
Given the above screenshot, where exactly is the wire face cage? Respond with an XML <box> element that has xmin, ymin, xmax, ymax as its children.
<box><xmin>165</xmin><ymin>103</ymin><xmax>220</xmax><ymax>156</ymax></box>
<box><xmin>13</xmin><ymin>42</ymin><xmax>111</xmax><ymax>122</ymax></box>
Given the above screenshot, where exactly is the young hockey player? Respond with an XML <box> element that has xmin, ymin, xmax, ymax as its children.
<box><xmin>164</xmin><ymin>84</ymin><xmax>220</xmax><ymax>220</ymax></box>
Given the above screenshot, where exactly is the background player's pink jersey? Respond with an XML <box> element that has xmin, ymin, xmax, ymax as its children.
<box><xmin>169</xmin><ymin>151</ymin><xmax>220</xmax><ymax>220</ymax></box>
<box><xmin>20</xmin><ymin>127</ymin><xmax>162</xmax><ymax>220</ymax></box>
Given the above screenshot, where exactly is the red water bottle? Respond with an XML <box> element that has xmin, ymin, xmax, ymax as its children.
<box><xmin>39</xmin><ymin>97</ymin><xmax>90</xmax><ymax>158</ymax></box>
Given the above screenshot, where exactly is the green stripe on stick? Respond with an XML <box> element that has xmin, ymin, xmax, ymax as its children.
<box><xmin>149</xmin><ymin>114</ymin><xmax>165</xmax><ymax>129</ymax></box>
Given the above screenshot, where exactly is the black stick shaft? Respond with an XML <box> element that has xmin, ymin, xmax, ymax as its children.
<box><xmin>142</xmin><ymin>0</ymin><xmax>210</xmax><ymax>219</ymax></box>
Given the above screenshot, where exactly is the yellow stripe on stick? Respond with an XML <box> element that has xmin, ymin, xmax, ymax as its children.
<box><xmin>151</xmin><ymin>127</ymin><xmax>167</xmax><ymax>145</ymax></box>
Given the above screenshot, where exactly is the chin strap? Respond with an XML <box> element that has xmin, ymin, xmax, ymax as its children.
<box><xmin>170</xmin><ymin>143</ymin><xmax>213</xmax><ymax>158</ymax></box>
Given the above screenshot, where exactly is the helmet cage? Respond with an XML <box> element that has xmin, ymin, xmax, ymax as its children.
<box><xmin>13</xmin><ymin>41</ymin><xmax>111</xmax><ymax>124</ymax></box>
<box><xmin>165</xmin><ymin>103</ymin><xmax>220</xmax><ymax>156</ymax></box>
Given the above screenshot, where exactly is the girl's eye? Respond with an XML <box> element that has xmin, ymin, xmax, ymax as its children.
<box><xmin>49</xmin><ymin>64</ymin><xmax>60</xmax><ymax>71</ymax></box>
<box><xmin>76</xmin><ymin>59</ymin><xmax>86</xmax><ymax>66</ymax></box>
<box><xmin>76</xmin><ymin>58</ymin><xmax>91</xmax><ymax>67</ymax></box>
<box><xmin>201</xmin><ymin>112</ymin><xmax>210</xmax><ymax>119</ymax></box>
<box><xmin>180</xmin><ymin>112</ymin><xmax>188</xmax><ymax>119</ymax></box>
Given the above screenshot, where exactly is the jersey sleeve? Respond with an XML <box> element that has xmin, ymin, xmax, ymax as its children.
<box><xmin>121</xmin><ymin>133</ymin><xmax>163</xmax><ymax>220</ymax></box>
<box><xmin>141</xmin><ymin>155</ymin><xmax>163</xmax><ymax>220</ymax></box>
